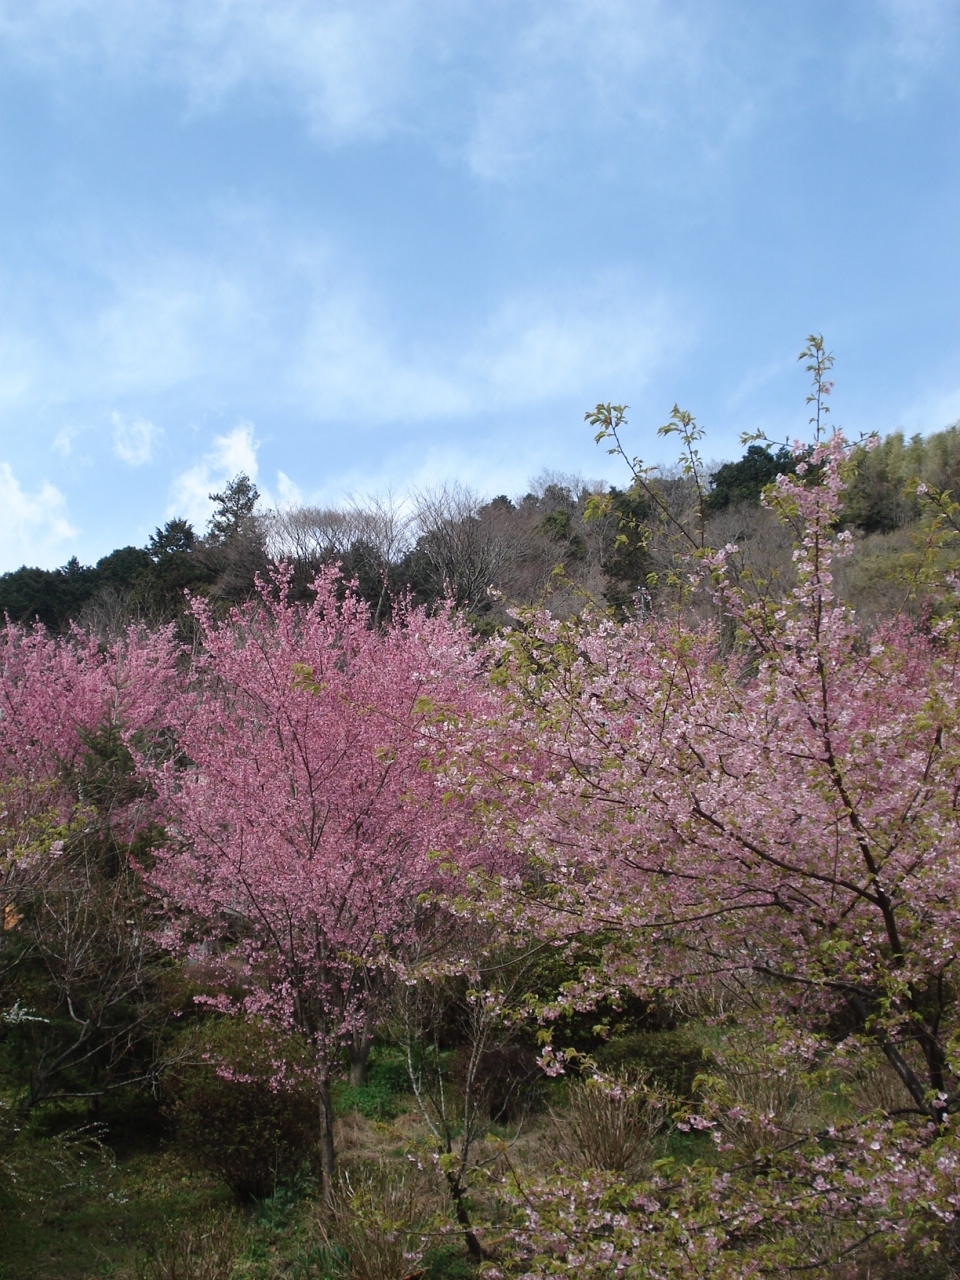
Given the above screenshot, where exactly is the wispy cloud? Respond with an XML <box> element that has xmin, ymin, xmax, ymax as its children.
<box><xmin>463</xmin><ymin>1</ymin><xmax>735</xmax><ymax>182</ymax></box>
<box><xmin>473</xmin><ymin>279</ymin><xmax>677</xmax><ymax>406</ymax></box>
<box><xmin>0</xmin><ymin>326</ymin><xmax>39</xmax><ymax>412</ymax></box>
<box><xmin>52</xmin><ymin>427</ymin><xmax>76</xmax><ymax>458</ymax></box>
<box><xmin>0</xmin><ymin>1</ymin><xmax>755</xmax><ymax>175</ymax></box>
<box><xmin>844</xmin><ymin>0</ymin><xmax>960</xmax><ymax>104</ymax></box>
<box><xmin>293</xmin><ymin>273</ymin><xmax>681</xmax><ymax>423</ymax></box>
<box><xmin>275</xmin><ymin>471</ymin><xmax>303</xmax><ymax>509</ymax></box>
<box><xmin>875</xmin><ymin>0</ymin><xmax>957</xmax><ymax>70</ymax></box>
<box><xmin>167</xmin><ymin>421</ymin><xmax>260</xmax><ymax>529</ymax></box>
<box><xmin>0</xmin><ymin>461</ymin><xmax>76</xmax><ymax>571</ymax></box>
<box><xmin>0</xmin><ymin>210</ymin><xmax>684</xmax><ymax>448</ymax></box>
<box><xmin>112</xmin><ymin>412</ymin><xmax>161</xmax><ymax>466</ymax></box>
<box><xmin>899</xmin><ymin>380</ymin><xmax>960</xmax><ymax>438</ymax></box>
<box><xmin>1</xmin><ymin>1</ymin><xmax>950</xmax><ymax>177</ymax></box>
<box><xmin>0</xmin><ymin>241</ymin><xmax>264</xmax><ymax>422</ymax></box>
<box><xmin>0</xmin><ymin>0</ymin><xmax>433</xmax><ymax>142</ymax></box>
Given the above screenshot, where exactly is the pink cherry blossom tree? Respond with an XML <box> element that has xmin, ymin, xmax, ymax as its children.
<box><xmin>472</xmin><ymin>343</ymin><xmax>960</xmax><ymax>1272</ymax></box>
<box><xmin>0</xmin><ymin>620</ymin><xmax>179</xmax><ymax>1110</ymax></box>
<box><xmin>148</xmin><ymin>567</ymin><xmax>490</xmax><ymax>1188</ymax></box>
<box><xmin>0</xmin><ymin>620</ymin><xmax>177</xmax><ymax>806</ymax></box>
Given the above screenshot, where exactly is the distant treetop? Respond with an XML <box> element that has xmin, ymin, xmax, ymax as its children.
<box><xmin>207</xmin><ymin>474</ymin><xmax>260</xmax><ymax>544</ymax></box>
<box><xmin>706</xmin><ymin>444</ymin><xmax>797</xmax><ymax>512</ymax></box>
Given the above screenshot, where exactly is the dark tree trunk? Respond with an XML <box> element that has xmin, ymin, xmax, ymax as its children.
<box><xmin>318</xmin><ymin>1071</ymin><xmax>336</xmax><ymax>1203</ymax></box>
<box><xmin>348</xmin><ymin>1030</ymin><xmax>373</xmax><ymax>1088</ymax></box>
<box><xmin>445</xmin><ymin>1171</ymin><xmax>487</xmax><ymax>1262</ymax></box>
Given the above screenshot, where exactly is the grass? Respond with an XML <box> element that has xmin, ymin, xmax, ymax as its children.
<box><xmin>0</xmin><ymin>1066</ymin><xmax>485</xmax><ymax>1280</ymax></box>
<box><xmin>1</xmin><ymin>1146</ymin><xmax>236</xmax><ymax>1280</ymax></box>
<box><xmin>331</xmin><ymin>1048</ymin><xmax>412</xmax><ymax>1121</ymax></box>
<box><xmin>6</xmin><ymin>1021</ymin><xmax>926</xmax><ymax>1279</ymax></box>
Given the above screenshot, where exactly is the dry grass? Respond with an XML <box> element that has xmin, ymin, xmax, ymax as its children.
<box><xmin>546</xmin><ymin>1075</ymin><xmax>667</xmax><ymax>1177</ymax></box>
<box><xmin>311</xmin><ymin>1162</ymin><xmax>443</xmax><ymax>1280</ymax></box>
<box><xmin>711</xmin><ymin>1056</ymin><xmax>822</xmax><ymax>1156</ymax></box>
<box><xmin>135</xmin><ymin>1219</ymin><xmax>240</xmax><ymax>1280</ymax></box>
<box><xmin>843</xmin><ymin>1055</ymin><xmax>923</xmax><ymax>1119</ymax></box>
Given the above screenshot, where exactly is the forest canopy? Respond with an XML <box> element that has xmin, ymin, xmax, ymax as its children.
<box><xmin>5</xmin><ymin>418</ymin><xmax>960</xmax><ymax>636</ymax></box>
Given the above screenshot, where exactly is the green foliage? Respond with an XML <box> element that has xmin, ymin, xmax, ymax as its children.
<box><xmin>548</xmin><ymin>1074</ymin><xmax>667</xmax><ymax>1177</ymax></box>
<box><xmin>98</xmin><ymin>544</ymin><xmax>154</xmax><ymax>586</ymax></box>
<box><xmin>139</xmin><ymin>521</ymin><xmax>215</xmax><ymax>622</ymax></box>
<box><xmin>148</xmin><ymin>519</ymin><xmax>197</xmax><ymax>558</ymax></box>
<box><xmin>593</xmin><ymin>1028</ymin><xmax>710</xmax><ymax>1099</ymax></box>
<box><xmin>598</xmin><ymin>486</ymin><xmax>654</xmax><ymax>614</ymax></box>
<box><xmin>0</xmin><ymin>557</ymin><xmax>101</xmax><ymax>630</ymax></box>
<box><xmin>586</xmin><ymin>401</ymin><xmax>712</xmax><ymax>560</ymax></box>
<box><xmin>163</xmin><ymin>1019</ymin><xmax>319</xmax><ymax>1202</ymax></box>
<box><xmin>0</xmin><ymin>1095</ymin><xmax>108</xmax><ymax>1219</ymax></box>
<box><xmin>333</xmin><ymin>1048</ymin><xmax>409</xmax><ymax>1120</ymax></box>
<box><xmin>313</xmin><ymin>1163</ymin><xmax>439</xmax><ymax>1280</ymax></box>
<box><xmin>844</xmin><ymin>432</ymin><xmax>927</xmax><ymax>533</ymax></box>
<box><xmin>206</xmin><ymin>474</ymin><xmax>260</xmax><ymax>546</ymax></box>
<box><xmin>1</xmin><ymin>723</ymin><xmax>173</xmax><ymax>1114</ymax></box>
<box><xmin>539</xmin><ymin>506</ymin><xmax>585</xmax><ymax>561</ymax></box>
<box><xmin>706</xmin><ymin>445</ymin><xmax>797</xmax><ymax>513</ymax></box>
<box><xmin>0</xmin><ymin>524</ymin><xmax>213</xmax><ymax>633</ymax></box>
<box><xmin>843</xmin><ymin>426</ymin><xmax>960</xmax><ymax>534</ymax></box>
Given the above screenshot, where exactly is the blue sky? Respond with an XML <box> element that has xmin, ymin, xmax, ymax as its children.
<box><xmin>1</xmin><ymin>0</ymin><xmax>958</xmax><ymax>571</ymax></box>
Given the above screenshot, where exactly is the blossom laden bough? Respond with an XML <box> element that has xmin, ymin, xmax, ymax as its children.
<box><xmin>466</xmin><ymin>343</ymin><xmax>960</xmax><ymax>1274</ymax></box>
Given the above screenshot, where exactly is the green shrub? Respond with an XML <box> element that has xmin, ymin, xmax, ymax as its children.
<box><xmin>333</xmin><ymin>1077</ymin><xmax>397</xmax><ymax>1120</ymax></box>
<box><xmin>0</xmin><ymin>1095</ymin><xmax>108</xmax><ymax>1216</ymax></box>
<box><xmin>593</xmin><ymin>1028</ymin><xmax>709</xmax><ymax>1098</ymax></box>
<box><xmin>333</xmin><ymin>1047</ymin><xmax>410</xmax><ymax>1119</ymax></box>
<box><xmin>549</xmin><ymin>1074</ymin><xmax>666</xmax><ymax>1176</ymax></box>
<box><xmin>163</xmin><ymin>1018</ymin><xmax>318</xmax><ymax>1201</ymax></box>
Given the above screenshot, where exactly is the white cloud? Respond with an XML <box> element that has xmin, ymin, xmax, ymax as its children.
<box><xmin>473</xmin><ymin>281</ymin><xmax>675</xmax><ymax>407</ymax></box>
<box><xmin>293</xmin><ymin>286</ymin><xmax>469</xmax><ymax>422</ymax></box>
<box><xmin>844</xmin><ymin>0</ymin><xmax>960</xmax><ymax>103</ymax></box>
<box><xmin>87</xmin><ymin>264</ymin><xmax>253</xmax><ymax>399</ymax></box>
<box><xmin>275</xmin><ymin>470</ymin><xmax>303</xmax><ymax>509</ymax></box>
<box><xmin>0</xmin><ymin>241</ymin><xmax>265</xmax><ymax>419</ymax></box>
<box><xmin>463</xmin><ymin>0</ymin><xmax>728</xmax><ymax>182</ymax></box>
<box><xmin>0</xmin><ymin>0</ymin><xmax>432</xmax><ymax>143</ymax></box>
<box><xmin>2</xmin><ymin>0</ymin><xmax>950</xmax><ymax>191</ymax></box>
<box><xmin>876</xmin><ymin>0</ymin><xmax>957</xmax><ymax>68</ymax></box>
<box><xmin>0</xmin><ymin>461</ymin><xmax>76</xmax><ymax>571</ymax></box>
<box><xmin>0</xmin><ymin>325</ymin><xmax>41</xmax><ymax>412</ymax></box>
<box><xmin>2</xmin><ymin>209</ymin><xmax>684</xmax><ymax>444</ymax></box>
<box><xmin>112</xmin><ymin>412</ymin><xmax>161</xmax><ymax>465</ymax></box>
<box><xmin>167</xmin><ymin>421</ymin><xmax>260</xmax><ymax>528</ymax></box>
<box><xmin>293</xmin><ymin>273</ymin><xmax>682</xmax><ymax>424</ymax></box>
<box><xmin>0</xmin><ymin>0</ymin><xmax>757</xmax><ymax>173</ymax></box>
<box><xmin>52</xmin><ymin>426</ymin><xmax>76</xmax><ymax>458</ymax></box>
<box><xmin>899</xmin><ymin>383</ymin><xmax>960</xmax><ymax>438</ymax></box>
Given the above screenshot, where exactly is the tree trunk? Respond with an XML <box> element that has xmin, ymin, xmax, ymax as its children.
<box><xmin>445</xmin><ymin>1171</ymin><xmax>487</xmax><ymax>1261</ymax></box>
<box><xmin>348</xmin><ymin>1030</ymin><xmax>373</xmax><ymax>1088</ymax></box>
<box><xmin>318</xmin><ymin>1071</ymin><xmax>336</xmax><ymax>1203</ymax></box>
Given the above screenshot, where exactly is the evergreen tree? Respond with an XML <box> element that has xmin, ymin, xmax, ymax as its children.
<box><xmin>206</xmin><ymin>474</ymin><xmax>260</xmax><ymax>545</ymax></box>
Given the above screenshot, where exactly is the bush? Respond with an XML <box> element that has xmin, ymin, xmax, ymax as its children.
<box><xmin>136</xmin><ymin>1218</ymin><xmax>240</xmax><ymax>1280</ymax></box>
<box><xmin>549</xmin><ymin>1074</ymin><xmax>666</xmax><ymax>1177</ymax></box>
<box><xmin>450</xmin><ymin>1043</ymin><xmax>541</xmax><ymax>1122</ymax></box>
<box><xmin>163</xmin><ymin>1018</ymin><xmax>318</xmax><ymax>1201</ymax></box>
<box><xmin>333</xmin><ymin>1047</ymin><xmax>411</xmax><ymax>1120</ymax></box>
<box><xmin>0</xmin><ymin>1095</ymin><xmax>108</xmax><ymax>1216</ymax></box>
<box><xmin>593</xmin><ymin>1027</ymin><xmax>709</xmax><ymax>1098</ymax></box>
<box><xmin>313</xmin><ymin>1163</ymin><xmax>439</xmax><ymax>1280</ymax></box>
